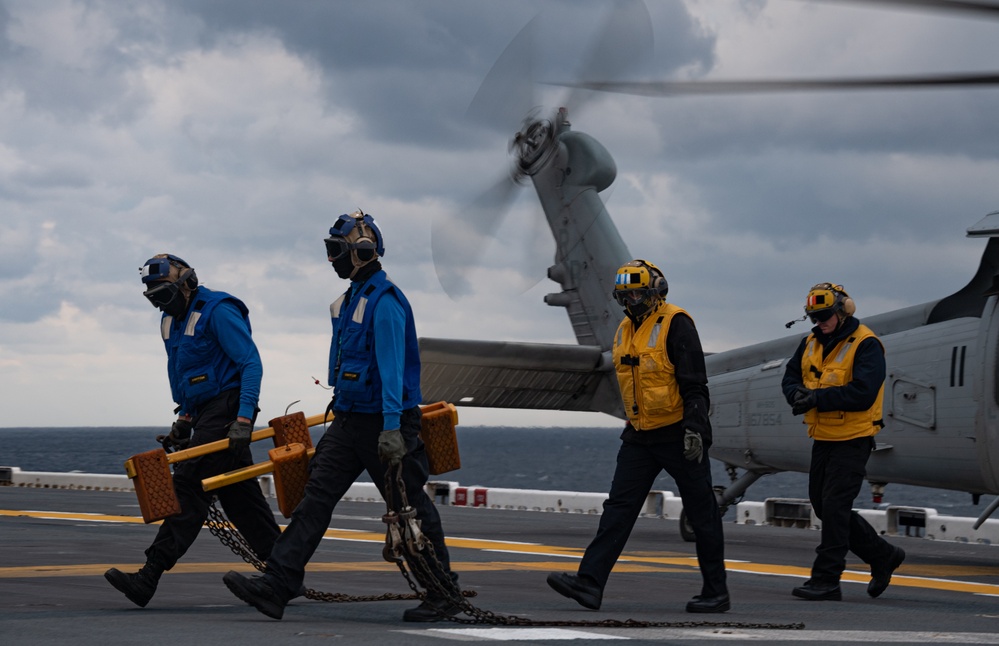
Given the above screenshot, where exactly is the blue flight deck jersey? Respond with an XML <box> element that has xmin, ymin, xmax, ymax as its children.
<box><xmin>327</xmin><ymin>270</ymin><xmax>422</xmax><ymax>431</ymax></box>
<box><xmin>160</xmin><ymin>287</ymin><xmax>262</xmax><ymax>420</ymax></box>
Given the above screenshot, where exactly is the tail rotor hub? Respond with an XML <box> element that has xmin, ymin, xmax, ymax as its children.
<box><xmin>510</xmin><ymin>113</ymin><xmax>559</xmax><ymax>181</ymax></box>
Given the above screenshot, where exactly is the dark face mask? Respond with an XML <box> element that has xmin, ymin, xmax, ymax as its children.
<box><xmin>332</xmin><ymin>254</ymin><xmax>354</xmax><ymax>280</ymax></box>
<box><xmin>624</xmin><ymin>293</ymin><xmax>659</xmax><ymax>323</ymax></box>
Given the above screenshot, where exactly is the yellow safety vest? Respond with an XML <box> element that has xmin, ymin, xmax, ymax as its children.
<box><xmin>612</xmin><ymin>302</ymin><xmax>687</xmax><ymax>431</ymax></box>
<box><xmin>801</xmin><ymin>323</ymin><xmax>885</xmax><ymax>441</ymax></box>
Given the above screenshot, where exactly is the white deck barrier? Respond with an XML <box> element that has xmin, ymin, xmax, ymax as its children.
<box><xmin>0</xmin><ymin>467</ymin><xmax>135</xmax><ymax>492</ymax></box>
<box><xmin>3</xmin><ymin>466</ymin><xmax>999</xmax><ymax>545</ymax></box>
<box><xmin>733</xmin><ymin>498</ymin><xmax>999</xmax><ymax>545</ymax></box>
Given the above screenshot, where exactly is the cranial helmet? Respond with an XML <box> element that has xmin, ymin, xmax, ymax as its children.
<box><xmin>613</xmin><ymin>259</ymin><xmax>668</xmax><ymax>319</ymax></box>
<box><xmin>805</xmin><ymin>282</ymin><xmax>856</xmax><ymax>322</ymax></box>
<box><xmin>140</xmin><ymin>254</ymin><xmax>198</xmax><ymax>314</ymax></box>
<box><xmin>325</xmin><ymin>210</ymin><xmax>384</xmax><ymax>277</ymax></box>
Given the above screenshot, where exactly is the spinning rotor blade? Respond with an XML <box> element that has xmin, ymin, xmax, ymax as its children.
<box><xmin>465</xmin><ymin>13</ymin><xmax>538</xmax><ymax>132</ymax></box>
<box><xmin>555</xmin><ymin>0</ymin><xmax>999</xmax><ymax>100</ymax></box>
<box><xmin>436</xmin><ymin>1</ymin><xmax>654</xmax><ymax>300</ymax></box>
<box><xmin>562</xmin><ymin>0</ymin><xmax>654</xmax><ymax>115</ymax></box>
<box><xmin>465</xmin><ymin>0</ymin><xmax>655</xmax><ymax>129</ymax></box>
<box><xmin>553</xmin><ymin>72</ymin><xmax>999</xmax><ymax>97</ymax></box>
<box><xmin>817</xmin><ymin>0</ymin><xmax>999</xmax><ymax>19</ymax></box>
<box><xmin>431</xmin><ymin>173</ymin><xmax>520</xmax><ymax>299</ymax></box>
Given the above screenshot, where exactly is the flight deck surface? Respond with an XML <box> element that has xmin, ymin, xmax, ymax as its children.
<box><xmin>3</xmin><ymin>486</ymin><xmax>999</xmax><ymax>645</ymax></box>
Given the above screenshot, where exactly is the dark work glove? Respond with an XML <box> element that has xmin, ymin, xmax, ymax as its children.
<box><xmin>682</xmin><ymin>429</ymin><xmax>703</xmax><ymax>463</ymax></box>
<box><xmin>791</xmin><ymin>386</ymin><xmax>818</xmax><ymax>416</ymax></box>
<box><xmin>226</xmin><ymin>420</ymin><xmax>253</xmax><ymax>455</ymax></box>
<box><xmin>377</xmin><ymin>429</ymin><xmax>407</xmax><ymax>465</ymax></box>
<box><xmin>167</xmin><ymin>418</ymin><xmax>193</xmax><ymax>451</ymax></box>
<box><xmin>157</xmin><ymin>418</ymin><xmax>193</xmax><ymax>452</ymax></box>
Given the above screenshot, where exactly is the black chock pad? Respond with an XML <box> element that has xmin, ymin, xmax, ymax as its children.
<box><xmin>269</xmin><ymin>412</ymin><xmax>313</xmax><ymax>450</ymax></box>
<box><xmin>125</xmin><ymin>448</ymin><xmax>181</xmax><ymax>523</ymax></box>
<box><xmin>419</xmin><ymin>401</ymin><xmax>461</xmax><ymax>476</ymax></box>
<box><xmin>269</xmin><ymin>442</ymin><xmax>310</xmax><ymax>518</ymax></box>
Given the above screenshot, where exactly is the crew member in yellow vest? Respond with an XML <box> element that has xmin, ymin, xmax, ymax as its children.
<box><xmin>547</xmin><ymin>260</ymin><xmax>729</xmax><ymax>614</ymax></box>
<box><xmin>782</xmin><ymin>282</ymin><xmax>905</xmax><ymax>601</ymax></box>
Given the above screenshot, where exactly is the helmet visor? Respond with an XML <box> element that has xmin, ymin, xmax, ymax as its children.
<box><xmin>808</xmin><ymin>308</ymin><xmax>835</xmax><ymax>324</ymax></box>
<box><xmin>614</xmin><ymin>288</ymin><xmax>652</xmax><ymax>307</ymax></box>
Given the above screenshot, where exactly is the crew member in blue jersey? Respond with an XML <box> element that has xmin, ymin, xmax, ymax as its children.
<box><xmin>223</xmin><ymin>210</ymin><xmax>459</xmax><ymax>622</ymax></box>
<box><xmin>782</xmin><ymin>282</ymin><xmax>905</xmax><ymax>601</ymax></box>
<box><xmin>105</xmin><ymin>254</ymin><xmax>280</xmax><ymax>608</ymax></box>
<box><xmin>547</xmin><ymin>259</ymin><xmax>730</xmax><ymax>614</ymax></box>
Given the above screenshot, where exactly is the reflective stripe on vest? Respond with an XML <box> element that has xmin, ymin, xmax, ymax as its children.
<box><xmin>802</xmin><ymin>323</ymin><xmax>885</xmax><ymax>441</ymax></box>
<box><xmin>612</xmin><ymin>302</ymin><xmax>687</xmax><ymax>431</ymax></box>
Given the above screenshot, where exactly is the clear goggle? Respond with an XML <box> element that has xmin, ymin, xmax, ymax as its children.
<box><xmin>613</xmin><ymin>288</ymin><xmax>652</xmax><ymax>307</ymax></box>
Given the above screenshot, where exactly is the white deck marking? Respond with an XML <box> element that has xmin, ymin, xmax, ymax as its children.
<box><xmin>409</xmin><ymin>628</ymin><xmax>999</xmax><ymax>643</ymax></box>
<box><xmin>422</xmin><ymin>628</ymin><xmax>628</xmax><ymax>640</ymax></box>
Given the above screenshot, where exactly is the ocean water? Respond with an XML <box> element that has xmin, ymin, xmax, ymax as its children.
<box><xmin>0</xmin><ymin>426</ymin><xmax>986</xmax><ymax>519</ymax></box>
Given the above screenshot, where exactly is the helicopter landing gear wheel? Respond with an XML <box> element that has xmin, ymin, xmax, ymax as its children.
<box><xmin>679</xmin><ymin>509</ymin><xmax>696</xmax><ymax>543</ymax></box>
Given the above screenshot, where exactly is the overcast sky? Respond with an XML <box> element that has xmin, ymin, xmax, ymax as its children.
<box><xmin>2</xmin><ymin>0</ymin><xmax>999</xmax><ymax>428</ymax></box>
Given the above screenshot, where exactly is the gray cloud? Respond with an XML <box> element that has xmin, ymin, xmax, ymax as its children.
<box><xmin>0</xmin><ymin>0</ymin><xmax>997</xmax><ymax>425</ymax></box>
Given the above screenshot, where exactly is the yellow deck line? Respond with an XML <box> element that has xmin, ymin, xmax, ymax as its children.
<box><xmin>4</xmin><ymin>507</ymin><xmax>999</xmax><ymax>595</ymax></box>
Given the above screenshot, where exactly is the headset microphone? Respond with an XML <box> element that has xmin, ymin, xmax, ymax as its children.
<box><xmin>786</xmin><ymin>315</ymin><xmax>807</xmax><ymax>329</ymax></box>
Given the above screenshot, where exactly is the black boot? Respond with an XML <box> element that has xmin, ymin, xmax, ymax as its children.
<box><xmin>792</xmin><ymin>579</ymin><xmax>842</xmax><ymax>601</ymax></box>
<box><xmin>222</xmin><ymin>571</ymin><xmax>287</xmax><ymax>620</ymax></box>
<box><xmin>402</xmin><ymin>594</ymin><xmax>462</xmax><ymax>622</ymax></box>
<box><xmin>104</xmin><ymin>562</ymin><xmax>163</xmax><ymax>608</ymax></box>
<box><xmin>546</xmin><ymin>572</ymin><xmax>603</xmax><ymax>610</ymax></box>
<box><xmin>868</xmin><ymin>546</ymin><xmax>906</xmax><ymax>598</ymax></box>
<box><xmin>686</xmin><ymin>593</ymin><xmax>731</xmax><ymax>613</ymax></box>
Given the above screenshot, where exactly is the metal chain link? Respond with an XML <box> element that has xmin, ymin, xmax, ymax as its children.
<box><xmin>206</xmin><ymin>498</ymin><xmax>426</xmax><ymax>603</ymax></box>
<box><xmin>205</xmin><ymin>474</ymin><xmax>805</xmax><ymax>631</ymax></box>
<box><xmin>380</xmin><ymin>465</ymin><xmax>805</xmax><ymax>631</ymax></box>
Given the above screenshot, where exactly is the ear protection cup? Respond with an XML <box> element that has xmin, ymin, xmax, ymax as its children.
<box><xmin>826</xmin><ymin>283</ymin><xmax>854</xmax><ymax>316</ymax></box>
<box><xmin>636</xmin><ymin>259</ymin><xmax>669</xmax><ymax>299</ymax></box>
<box><xmin>841</xmin><ymin>294</ymin><xmax>856</xmax><ymax>316</ymax></box>
<box><xmin>353</xmin><ymin>236</ymin><xmax>376</xmax><ymax>262</ymax></box>
<box><xmin>181</xmin><ymin>268</ymin><xmax>199</xmax><ymax>290</ymax></box>
<box><xmin>163</xmin><ymin>255</ymin><xmax>198</xmax><ymax>290</ymax></box>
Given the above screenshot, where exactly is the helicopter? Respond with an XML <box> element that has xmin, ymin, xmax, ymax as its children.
<box><xmin>417</xmin><ymin>0</ymin><xmax>999</xmax><ymax>534</ymax></box>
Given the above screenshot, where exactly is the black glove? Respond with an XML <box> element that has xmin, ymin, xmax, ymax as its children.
<box><xmin>167</xmin><ymin>418</ymin><xmax>193</xmax><ymax>451</ymax></box>
<box><xmin>791</xmin><ymin>386</ymin><xmax>818</xmax><ymax>416</ymax></box>
<box><xmin>226</xmin><ymin>420</ymin><xmax>253</xmax><ymax>454</ymax></box>
<box><xmin>682</xmin><ymin>428</ymin><xmax>703</xmax><ymax>463</ymax></box>
<box><xmin>377</xmin><ymin>429</ymin><xmax>407</xmax><ymax>465</ymax></box>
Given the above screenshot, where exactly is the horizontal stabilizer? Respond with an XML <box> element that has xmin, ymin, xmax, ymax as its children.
<box><xmin>967</xmin><ymin>211</ymin><xmax>999</xmax><ymax>238</ymax></box>
<box><xmin>418</xmin><ymin>337</ymin><xmax>622</xmax><ymax>417</ymax></box>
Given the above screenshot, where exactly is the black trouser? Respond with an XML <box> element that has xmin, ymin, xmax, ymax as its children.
<box><xmin>808</xmin><ymin>436</ymin><xmax>894</xmax><ymax>583</ymax></box>
<box><xmin>577</xmin><ymin>438</ymin><xmax>727</xmax><ymax>598</ymax></box>
<box><xmin>146</xmin><ymin>389</ymin><xmax>281</xmax><ymax>570</ymax></box>
<box><xmin>262</xmin><ymin>407</ymin><xmax>456</xmax><ymax>600</ymax></box>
